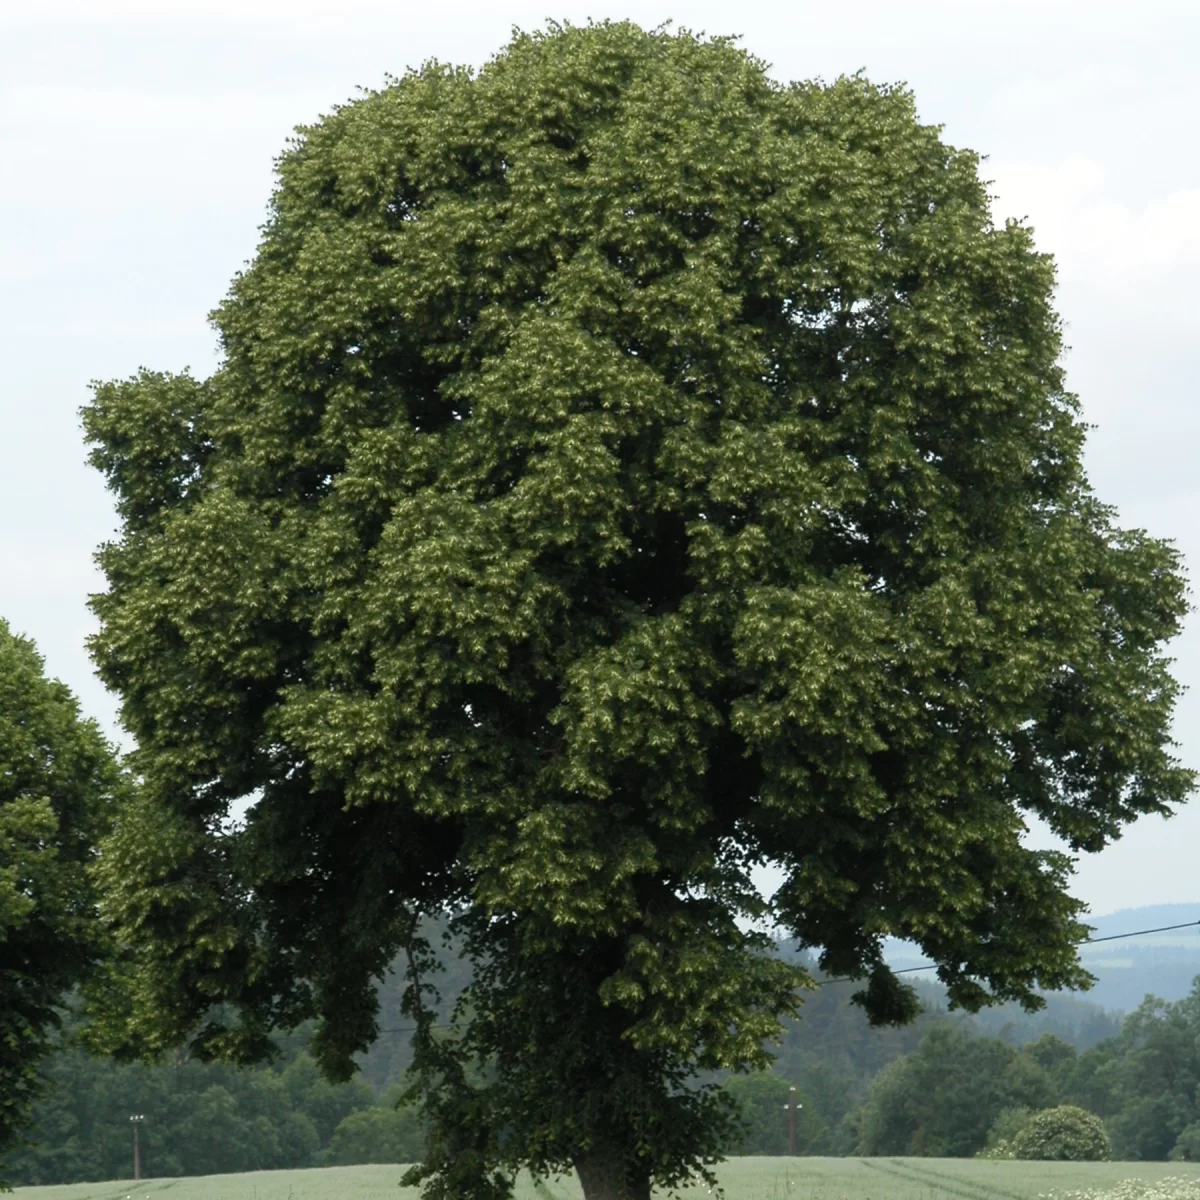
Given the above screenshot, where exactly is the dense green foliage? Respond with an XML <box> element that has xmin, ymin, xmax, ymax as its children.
<box><xmin>1072</xmin><ymin>988</ymin><xmax>1200</xmax><ymax>1161</ymax></box>
<box><xmin>722</xmin><ymin>1073</ymin><xmax>825</xmax><ymax>1156</ymax></box>
<box><xmin>7</xmin><ymin>976</ymin><xmax>1200</xmax><ymax>1184</ymax></box>
<box><xmin>979</xmin><ymin>1106</ymin><xmax>1039</xmax><ymax>1157</ymax></box>
<box><xmin>324</xmin><ymin>1095</ymin><xmax>424</xmax><ymax>1166</ymax></box>
<box><xmin>1</xmin><ymin>1043</ymin><xmax>416</xmax><ymax>1186</ymax></box>
<box><xmin>741</xmin><ymin>955</ymin><xmax>1118</xmax><ymax>1156</ymax></box>
<box><xmin>0</xmin><ymin>622</ymin><xmax>119</xmax><ymax>1170</ymax></box>
<box><xmin>1010</xmin><ymin>1105</ymin><xmax>1111</xmax><ymax>1161</ymax></box>
<box><xmin>81</xmin><ymin>20</ymin><xmax>1192</xmax><ymax>1200</ymax></box>
<box><xmin>846</xmin><ymin>976</ymin><xmax>1200</xmax><ymax>1162</ymax></box>
<box><xmin>856</xmin><ymin>1025</ymin><xmax>1057</xmax><ymax>1156</ymax></box>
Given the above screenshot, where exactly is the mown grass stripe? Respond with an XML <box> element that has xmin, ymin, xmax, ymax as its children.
<box><xmin>859</xmin><ymin>1157</ymin><xmax>1027</xmax><ymax>1200</ymax></box>
<box><xmin>875</xmin><ymin>1158</ymin><xmax>1034</xmax><ymax>1200</ymax></box>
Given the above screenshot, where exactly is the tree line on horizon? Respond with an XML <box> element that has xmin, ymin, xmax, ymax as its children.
<box><xmin>7</xmin><ymin>962</ymin><xmax>1198</xmax><ymax>1186</ymax></box>
<box><xmin>743</xmin><ymin>982</ymin><xmax>1200</xmax><ymax>1162</ymax></box>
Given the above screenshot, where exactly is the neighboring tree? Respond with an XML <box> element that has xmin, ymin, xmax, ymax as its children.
<box><xmin>1172</xmin><ymin>1122</ymin><xmax>1200</xmax><ymax>1163</ymax></box>
<box><xmin>996</xmin><ymin>978</ymin><xmax>1200</xmax><ymax>1164</ymax></box>
<box><xmin>278</xmin><ymin>1053</ymin><xmax>378</xmax><ymax>1147</ymax></box>
<box><xmin>1058</xmin><ymin>1040</ymin><xmax>1122</xmax><ymax>1123</ymax></box>
<box><xmin>324</xmin><ymin>1096</ymin><xmax>424</xmax><ymax>1166</ymax></box>
<box><xmin>0</xmin><ymin>621</ymin><xmax>118</xmax><ymax>1172</ymax></box>
<box><xmin>2</xmin><ymin>1046</ymin><xmax>372</xmax><ymax>1185</ymax></box>
<box><xmin>856</xmin><ymin>1026</ymin><xmax>1056</xmax><ymax>1156</ymax></box>
<box><xmin>1010</xmin><ymin>1105</ymin><xmax>1110</xmax><ymax>1161</ymax></box>
<box><xmin>1022</xmin><ymin>1033</ymin><xmax>1080</xmax><ymax>1086</ymax></box>
<box><xmin>81</xmin><ymin>20</ymin><xmax>1193</xmax><ymax>1200</ymax></box>
<box><xmin>1095</xmin><ymin>989</ymin><xmax>1200</xmax><ymax>1160</ymax></box>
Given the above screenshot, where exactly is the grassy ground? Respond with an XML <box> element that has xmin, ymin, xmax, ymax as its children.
<box><xmin>11</xmin><ymin>1158</ymin><xmax>1200</xmax><ymax>1200</ymax></box>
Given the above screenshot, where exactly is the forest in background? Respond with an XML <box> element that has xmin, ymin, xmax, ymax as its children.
<box><xmin>10</xmin><ymin>921</ymin><xmax>1200</xmax><ymax>1187</ymax></box>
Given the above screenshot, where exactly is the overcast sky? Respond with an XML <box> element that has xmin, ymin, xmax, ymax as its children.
<box><xmin>3</xmin><ymin>0</ymin><xmax>1197</xmax><ymax>918</ymax></box>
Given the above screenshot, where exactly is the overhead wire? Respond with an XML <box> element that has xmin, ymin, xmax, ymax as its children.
<box><xmin>816</xmin><ymin>919</ymin><xmax>1200</xmax><ymax>986</ymax></box>
<box><xmin>371</xmin><ymin>918</ymin><xmax>1200</xmax><ymax>1036</ymax></box>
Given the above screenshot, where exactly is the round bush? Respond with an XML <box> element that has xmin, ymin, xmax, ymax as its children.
<box><xmin>1011</xmin><ymin>1105</ymin><xmax>1110</xmax><ymax>1161</ymax></box>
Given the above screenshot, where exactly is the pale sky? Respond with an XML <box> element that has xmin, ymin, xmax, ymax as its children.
<box><xmin>2</xmin><ymin>0</ymin><xmax>1197</xmax><ymax>916</ymax></box>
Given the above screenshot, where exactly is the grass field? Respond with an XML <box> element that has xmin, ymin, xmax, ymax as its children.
<box><xmin>11</xmin><ymin>1158</ymin><xmax>1200</xmax><ymax>1200</ymax></box>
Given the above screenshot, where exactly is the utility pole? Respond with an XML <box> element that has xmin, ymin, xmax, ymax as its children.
<box><xmin>787</xmin><ymin>1087</ymin><xmax>797</xmax><ymax>1156</ymax></box>
<box><xmin>130</xmin><ymin>1114</ymin><xmax>145</xmax><ymax>1181</ymax></box>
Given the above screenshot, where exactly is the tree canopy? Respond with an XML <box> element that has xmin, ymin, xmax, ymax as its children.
<box><xmin>1090</xmin><ymin>989</ymin><xmax>1200</xmax><ymax>1161</ymax></box>
<box><xmin>2</xmin><ymin>1038</ymin><xmax>391</xmax><ymax>1186</ymax></box>
<box><xmin>13</xmin><ymin>969</ymin><xmax>1200</xmax><ymax>1183</ymax></box>
<box><xmin>856</xmin><ymin>1024</ymin><xmax>1056</xmax><ymax>1157</ymax></box>
<box><xmin>0</xmin><ymin>621</ymin><xmax>119</xmax><ymax>1171</ymax></box>
<box><xmin>82</xmin><ymin>20</ymin><xmax>1192</xmax><ymax>1200</ymax></box>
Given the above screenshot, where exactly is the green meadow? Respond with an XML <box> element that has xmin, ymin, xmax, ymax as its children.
<box><xmin>12</xmin><ymin>1159</ymin><xmax>1200</xmax><ymax>1200</ymax></box>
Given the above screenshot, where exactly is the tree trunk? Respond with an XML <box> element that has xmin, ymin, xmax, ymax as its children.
<box><xmin>574</xmin><ymin>1151</ymin><xmax>652</xmax><ymax>1200</ymax></box>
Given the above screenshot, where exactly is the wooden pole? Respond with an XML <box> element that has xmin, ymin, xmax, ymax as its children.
<box><xmin>788</xmin><ymin>1087</ymin><xmax>796</xmax><ymax>1156</ymax></box>
<box><xmin>131</xmin><ymin>1115</ymin><xmax>144</xmax><ymax>1181</ymax></box>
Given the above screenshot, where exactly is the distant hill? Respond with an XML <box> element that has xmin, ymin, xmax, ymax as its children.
<box><xmin>357</xmin><ymin>904</ymin><xmax>1200</xmax><ymax>1088</ymax></box>
<box><xmin>1083</xmin><ymin>902</ymin><xmax>1200</xmax><ymax>940</ymax></box>
<box><xmin>1075</xmin><ymin>902</ymin><xmax>1200</xmax><ymax>1010</ymax></box>
<box><xmin>883</xmin><ymin>902</ymin><xmax>1200</xmax><ymax>1014</ymax></box>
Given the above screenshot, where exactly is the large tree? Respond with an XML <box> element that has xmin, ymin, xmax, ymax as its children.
<box><xmin>82</xmin><ymin>22</ymin><xmax>1192</xmax><ymax>1200</ymax></box>
<box><xmin>0</xmin><ymin>621</ymin><xmax>118</xmax><ymax>1172</ymax></box>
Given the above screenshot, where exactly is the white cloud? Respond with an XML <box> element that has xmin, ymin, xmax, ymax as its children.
<box><xmin>990</xmin><ymin>155</ymin><xmax>1200</xmax><ymax>288</ymax></box>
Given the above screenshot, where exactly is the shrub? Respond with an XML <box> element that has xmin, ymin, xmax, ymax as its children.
<box><xmin>1010</xmin><ymin>1104</ymin><xmax>1110</xmax><ymax>1161</ymax></box>
<box><xmin>977</xmin><ymin>1106</ymin><xmax>1035</xmax><ymax>1158</ymax></box>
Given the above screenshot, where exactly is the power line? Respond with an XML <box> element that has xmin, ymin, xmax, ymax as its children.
<box><xmin>816</xmin><ymin>919</ymin><xmax>1200</xmax><ymax>987</ymax></box>
<box><xmin>1085</xmin><ymin>918</ymin><xmax>1200</xmax><ymax>945</ymax></box>
<box><xmin>371</xmin><ymin>919</ymin><xmax>1200</xmax><ymax>1034</ymax></box>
